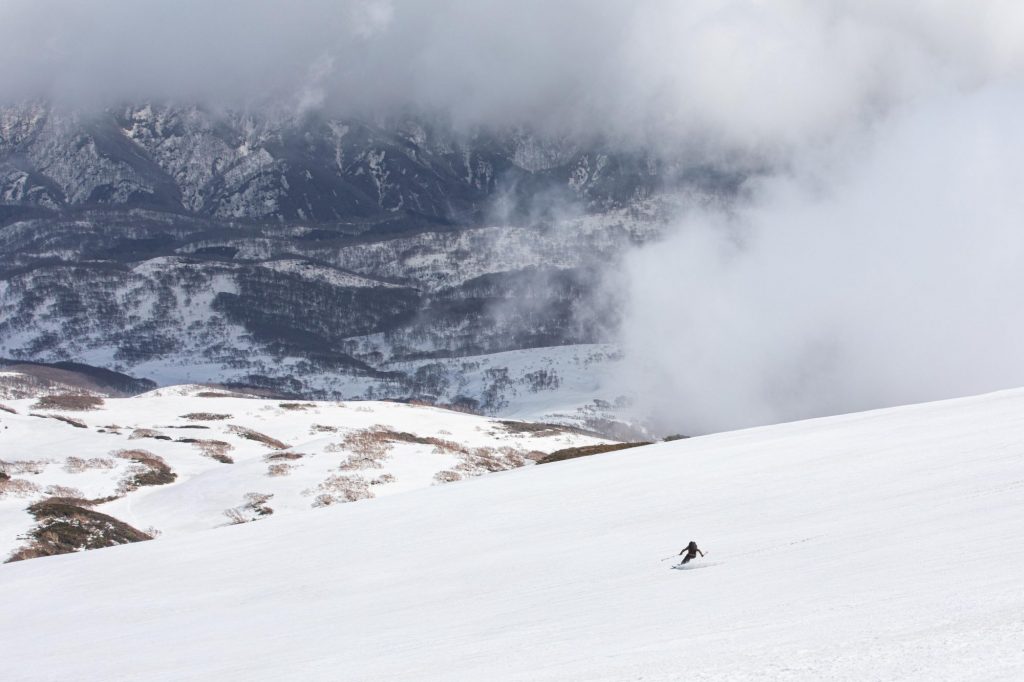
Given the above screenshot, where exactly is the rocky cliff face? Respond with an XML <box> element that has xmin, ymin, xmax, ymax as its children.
<box><xmin>0</xmin><ymin>102</ymin><xmax>741</xmax><ymax>418</ymax></box>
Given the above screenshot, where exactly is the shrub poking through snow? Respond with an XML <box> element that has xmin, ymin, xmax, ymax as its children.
<box><xmin>112</xmin><ymin>450</ymin><xmax>176</xmax><ymax>493</ymax></box>
<box><xmin>63</xmin><ymin>457</ymin><xmax>116</xmax><ymax>474</ymax></box>
<box><xmin>496</xmin><ymin>420</ymin><xmax>569</xmax><ymax>437</ymax></box>
<box><xmin>338</xmin><ymin>453</ymin><xmax>388</xmax><ymax>470</ymax></box>
<box><xmin>330</xmin><ymin>428</ymin><xmax>393</xmax><ymax>463</ymax></box>
<box><xmin>0</xmin><ymin>404</ymin><xmax>17</xmax><ymax>414</ymax></box>
<box><xmin>30</xmin><ymin>413</ymin><xmax>88</xmax><ymax>428</ymax></box>
<box><xmin>227</xmin><ymin>424</ymin><xmax>290</xmax><ymax>450</ymax></box>
<box><xmin>190</xmin><ymin>440</ymin><xmax>234</xmax><ymax>463</ymax></box>
<box><xmin>266</xmin><ymin>452</ymin><xmax>305</xmax><ymax>461</ymax></box>
<box><xmin>452</xmin><ymin>446</ymin><xmax>530</xmax><ymax>475</ymax></box>
<box><xmin>1</xmin><ymin>459</ymin><xmax>51</xmax><ymax>476</ymax></box>
<box><xmin>223</xmin><ymin>493</ymin><xmax>275</xmax><ymax>524</ymax></box>
<box><xmin>180</xmin><ymin>412</ymin><xmax>232</xmax><ymax>421</ymax></box>
<box><xmin>266</xmin><ymin>463</ymin><xmax>293</xmax><ymax>477</ymax></box>
<box><xmin>0</xmin><ymin>477</ymin><xmax>42</xmax><ymax>498</ymax></box>
<box><xmin>5</xmin><ymin>498</ymin><xmax>151</xmax><ymax>563</ymax></box>
<box><xmin>278</xmin><ymin>402</ymin><xmax>312</xmax><ymax>411</ymax></box>
<box><xmin>433</xmin><ymin>470</ymin><xmax>462</xmax><ymax>484</ymax></box>
<box><xmin>304</xmin><ymin>474</ymin><xmax>373</xmax><ymax>506</ymax></box>
<box><xmin>129</xmin><ymin>428</ymin><xmax>170</xmax><ymax>440</ymax></box>
<box><xmin>534</xmin><ymin>442</ymin><xmax>651</xmax><ymax>465</ymax></box>
<box><xmin>31</xmin><ymin>394</ymin><xmax>105</xmax><ymax>411</ymax></box>
<box><xmin>43</xmin><ymin>484</ymin><xmax>84</xmax><ymax>498</ymax></box>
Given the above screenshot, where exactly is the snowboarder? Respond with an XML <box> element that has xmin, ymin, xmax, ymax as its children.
<box><xmin>678</xmin><ymin>540</ymin><xmax>704</xmax><ymax>565</ymax></box>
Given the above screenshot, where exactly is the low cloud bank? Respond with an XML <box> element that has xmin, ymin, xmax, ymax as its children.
<box><xmin>2</xmin><ymin>1</ymin><xmax>1021</xmax><ymax>154</ymax></box>
<box><xmin>618</xmin><ymin>84</ymin><xmax>1024</xmax><ymax>433</ymax></box>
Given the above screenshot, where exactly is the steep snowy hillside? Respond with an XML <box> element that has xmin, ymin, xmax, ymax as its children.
<box><xmin>0</xmin><ymin>386</ymin><xmax>614</xmax><ymax>561</ymax></box>
<box><xmin>3</xmin><ymin>389</ymin><xmax>1022</xmax><ymax>680</ymax></box>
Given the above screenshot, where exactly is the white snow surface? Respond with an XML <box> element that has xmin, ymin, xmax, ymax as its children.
<box><xmin>3</xmin><ymin>388</ymin><xmax>1024</xmax><ymax>680</ymax></box>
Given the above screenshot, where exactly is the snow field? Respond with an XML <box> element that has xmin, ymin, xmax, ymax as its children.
<box><xmin>0</xmin><ymin>388</ymin><xmax>611</xmax><ymax>558</ymax></box>
<box><xmin>2</xmin><ymin>388</ymin><xmax>1023</xmax><ymax>679</ymax></box>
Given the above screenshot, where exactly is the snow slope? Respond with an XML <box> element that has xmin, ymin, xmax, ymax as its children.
<box><xmin>0</xmin><ymin>388</ymin><xmax>611</xmax><ymax>559</ymax></box>
<box><xmin>3</xmin><ymin>389</ymin><xmax>1024</xmax><ymax>680</ymax></box>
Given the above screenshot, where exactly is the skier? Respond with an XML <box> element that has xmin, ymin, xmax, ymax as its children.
<box><xmin>678</xmin><ymin>540</ymin><xmax>704</xmax><ymax>565</ymax></box>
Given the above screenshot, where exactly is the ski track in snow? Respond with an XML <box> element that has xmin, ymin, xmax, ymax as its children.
<box><xmin>2</xmin><ymin>388</ymin><xmax>1024</xmax><ymax>680</ymax></box>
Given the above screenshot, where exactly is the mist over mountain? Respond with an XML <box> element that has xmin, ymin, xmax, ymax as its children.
<box><xmin>2</xmin><ymin>1</ymin><xmax>1024</xmax><ymax>433</ymax></box>
<box><xmin>5</xmin><ymin>7</ymin><xmax>1024</xmax><ymax>679</ymax></box>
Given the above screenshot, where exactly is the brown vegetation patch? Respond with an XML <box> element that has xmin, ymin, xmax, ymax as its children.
<box><xmin>333</xmin><ymin>429</ymin><xmax>392</xmax><ymax>457</ymax></box>
<box><xmin>180</xmin><ymin>412</ymin><xmax>232</xmax><ymax>421</ymax></box>
<box><xmin>496</xmin><ymin>420</ymin><xmax>571</xmax><ymax>437</ymax></box>
<box><xmin>433</xmin><ymin>470</ymin><xmax>463</xmax><ymax>484</ymax></box>
<box><xmin>0</xmin><ymin>477</ymin><xmax>41</xmax><ymax>498</ymax></box>
<box><xmin>44</xmin><ymin>484</ymin><xmax>84</xmax><ymax>498</ymax></box>
<box><xmin>0</xmin><ymin>459</ymin><xmax>51</xmax><ymax>476</ymax></box>
<box><xmin>32</xmin><ymin>394</ymin><xmax>105</xmax><ymax>411</ymax></box>
<box><xmin>453</xmin><ymin>446</ymin><xmax>530</xmax><ymax>475</ymax></box>
<box><xmin>310</xmin><ymin>423</ymin><xmax>338</xmax><ymax>434</ymax></box>
<box><xmin>5</xmin><ymin>498</ymin><xmax>152</xmax><ymax>563</ymax></box>
<box><xmin>129</xmin><ymin>428</ymin><xmax>172</xmax><ymax>440</ymax></box>
<box><xmin>190</xmin><ymin>440</ymin><xmax>234</xmax><ymax>463</ymax></box>
<box><xmin>266</xmin><ymin>463</ymin><xmax>293</xmax><ymax>477</ymax></box>
<box><xmin>279</xmin><ymin>402</ymin><xmax>313</xmax><ymax>411</ymax></box>
<box><xmin>112</xmin><ymin>449</ymin><xmax>177</xmax><ymax>492</ymax></box>
<box><xmin>63</xmin><ymin>457</ymin><xmax>116</xmax><ymax>474</ymax></box>
<box><xmin>535</xmin><ymin>442</ymin><xmax>652</xmax><ymax>465</ymax></box>
<box><xmin>304</xmin><ymin>474</ymin><xmax>374</xmax><ymax>507</ymax></box>
<box><xmin>266</xmin><ymin>452</ymin><xmax>305</xmax><ymax>461</ymax></box>
<box><xmin>30</xmin><ymin>413</ymin><xmax>88</xmax><ymax>428</ymax></box>
<box><xmin>227</xmin><ymin>424</ymin><xmax>290</xmax><ymax>450</ymax></box>
<box><xmin>0</xmin><ymin>403</ymin><xmax>17</xmax><ymax>414</ymax></box>
<box><xmin>376</xmin><ymin>430</ymin><xmax>464</xmax><ymax>451</ymax></box>
<box><xmin>223</xmin><ymin>493</ymin><xmax>274</xmax><ymax>524</ymax></box>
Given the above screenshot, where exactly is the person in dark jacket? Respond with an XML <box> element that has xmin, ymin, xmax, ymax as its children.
<box><xmin>679</xmin><ymin>540</ymin><xmax>704</xmax><ymax>564</ymax></box>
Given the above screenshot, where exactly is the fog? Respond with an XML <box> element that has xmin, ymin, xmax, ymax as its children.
<box><xmin>4</xmin><ymin>1</ymin><xmax>1024</xmax><ymax>431</ymax></box>
<box><xmin>619</xmin><ymin>84</ymin><xmax>1024</xmax><ymax>433</ymax></box>
<box><xmin>2</xmin><ymin>1</ymin><xmax>1020</xmax><ymax>149</ymax></box>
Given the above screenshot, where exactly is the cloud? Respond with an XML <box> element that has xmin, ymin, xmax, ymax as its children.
<box><xmin>617</xmin><ymin>83</ymin><xmax>1024</xmax><ymax>434</ymax></box>
<box><xmin>1</xmin><ymin>1</ymin><xmax>1021</xmax><ymax>152</ymax></box>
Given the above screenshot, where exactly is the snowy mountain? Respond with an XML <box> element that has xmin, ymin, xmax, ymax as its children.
<box><xmin>3</xmin><ymin>387</ymin><xmax>1022</xmax><ymax>680</ymax></box>
<box><xmin>0</xmin><ymin>102</ymin><xmax>740</xmax><ymax>423</ymax></box>
<box><xmin>0</xmin><ymin>383</ymin><xmax>617</xmax><ymax>562</ymax></box>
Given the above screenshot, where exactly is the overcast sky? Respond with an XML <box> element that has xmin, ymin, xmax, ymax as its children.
<box><xmin>4</xmin><ymin>1</ymin><xmax>1024</xmax><ymax>433</ymax></box>
<box><xmin>2</xmin><ymin>1</ymin><xmax>1021</xmax><ymax>151</ymax></box>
